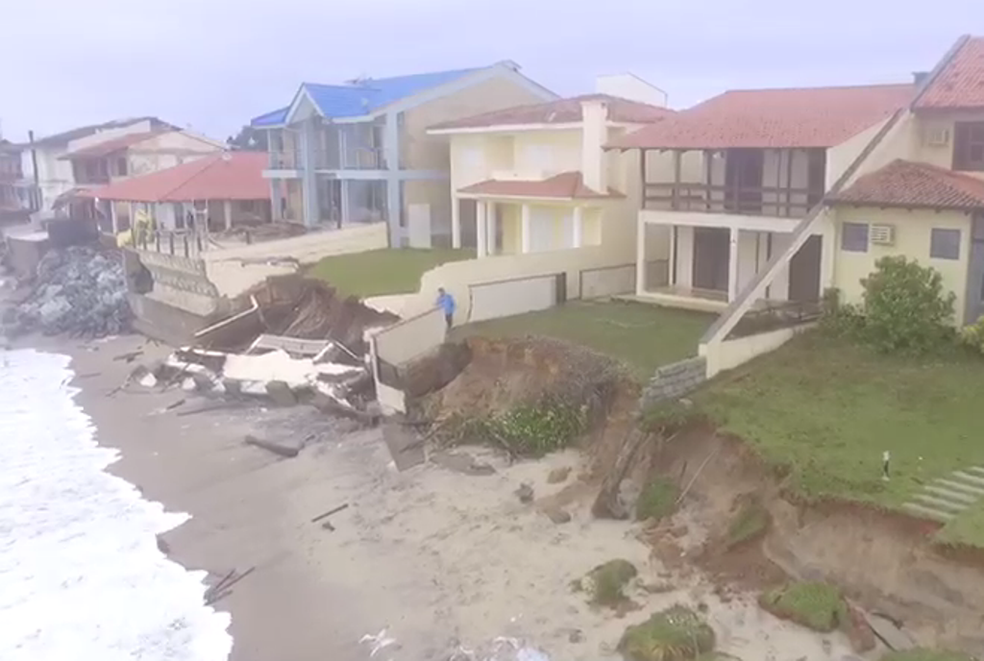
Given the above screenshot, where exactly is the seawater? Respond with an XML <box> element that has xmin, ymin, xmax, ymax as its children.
<box><xmin>0</xmin><ymin>348</ymin><xmax>232</xmax><ymax>661</ymax></box>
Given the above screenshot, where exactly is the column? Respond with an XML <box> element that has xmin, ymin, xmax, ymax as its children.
<box><xmin>451</xmin><ymin>195</ymin><xmax>462</xmax><ymax>248</ymax></box>
<box><xmin>300</xmin><ymin>119</ymin><xmax>319</xmax><ymax>227</ymax></box>
<box><xmin>572</xmin><ymin>206</ymin><xmax>584</xmax><ymax>248</ymax></box>
<box><xmin>636</xmin><ymin>219</ymin><xmax>646</xmax><ymax>295</ymax></box>
<box><xmin>128</xmin><ymin>202</ymin><xmax>135</xmax><ymax>232</ymax></box>
<box><xmin>341</xmin><ymin>180</ymin><xmax>350</xmax><ymax>226</ymax></box>
<box><xmin>520</xmin><ymin>204</ymin><xmax>531</xmax><ymax>253</ymax></box>
<box><xmin>384</xmin><ymin>111</ymin><xmax>402</xmax><ymax>247</ymax></box>
<box><xmin>486</xmin><ymin>201</ymin><xmax>497</xmax><ymax>255</ymax></box>
<box><xmin>110</xmin><ymin>202</ymin><xmax>119</xmax><ymax>234</ymax></box>
<box><xmin>668</xmin><ymin>225</ymin><xmax>677</xmax><ymax>287</ymax></box>
<box><xmin>224</xmin><ymin>200</ymin><xmax>233</xmax><ymax>230</ymax></box>
<box><xmin>476</xmin><ymin>200</ymin><xmax>488</xmax><ymax>258</ymax></box>
<box><xmin>728</xmin><ymin>226</ymin><xmax>740</xmax><ymax>302</ymax></box>
<box><xmin>270</xmin><ymin>180</ymin><xmax>282</xmax><ymax>221</ymax></box>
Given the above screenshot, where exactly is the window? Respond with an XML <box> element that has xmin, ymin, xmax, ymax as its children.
<box><xmin>116</xmin><ymin>158</ymin><xmax>128</xmax><ymax>176</ymax></box>
<box><xmin>930</xmin><ymin>228</ymin><xmax>961</xmax><ymax>260</ymax></box>
<box><xmin>954</xmin><ymin>122</ymin><xmax>984</xmax><ymax>171</ymax></box>
<box><xmin>841</xmin><ymin>222</ymin><xmax>869</xmax><ymax>252</ymax></box>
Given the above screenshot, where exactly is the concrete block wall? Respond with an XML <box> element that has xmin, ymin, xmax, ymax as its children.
<box><xmin>638</xmin><ymin>356</ymin><xmax>707</xmax><ymax>411</ymax></box>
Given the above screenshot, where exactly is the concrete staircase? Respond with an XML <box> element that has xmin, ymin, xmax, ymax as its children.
<box><xmin>902</xmin><ymin>467</ymin><xmax>984</xmax><ymax>522</ymax></box>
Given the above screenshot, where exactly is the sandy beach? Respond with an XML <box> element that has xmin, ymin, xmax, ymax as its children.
<box><xmin>28</xmin><ymin>331</ymin><xmax>858</xmax><ymax>661</ymax></box>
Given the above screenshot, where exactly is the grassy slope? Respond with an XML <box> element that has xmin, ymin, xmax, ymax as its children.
<box><xmin>308</xmin><ymin>248</ymin><xmax>474</xmax><ymax>298</ymax></box>
<box><xmin>455</xmin><ymin>300</ymin><xmax>714</xmax><ymax>380</ymax></box>
<box><xmin>696</xmin><ymin>332</ymin><xmax>984</xmax><ymax>544</ymax></box>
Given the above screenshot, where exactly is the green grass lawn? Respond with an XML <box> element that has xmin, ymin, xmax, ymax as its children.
<box><xmin>308</xmin><ymin>248</ymin><xmax>474</xmax><ymax>298</ymax></box>
<box><xmin>454</xmin><ymin>300</ymin><xmax>714</xmax><ymax>380</ymax></box>
<box><xmin>695</xmin><ymin>331</ymin><xmax>984</xmax><ymax>546</ymax></box>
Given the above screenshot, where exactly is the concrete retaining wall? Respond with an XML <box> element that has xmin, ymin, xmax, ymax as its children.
<box><xmin>203</xmin><ymin>223</ymin><xmax>389</xmax><ymax>298</ymax></box>
<box><xmin>700</xmin><ymin>324</ymin><xmax>813</xmax><ymax>379</ymax></box>
<box><xmin>579</xmin><ymin>263</ymin><xmax>635</xmax><ymax>299</ymax></box>
<box><xmin>469</xmin><ymin>273</ymin><xmax>561</xmax><ymax>322</ymax></box>
<box><xmin>638</xmin><ymin>356</ymin><xmax>708</xmax><ymax>411</ymax></box>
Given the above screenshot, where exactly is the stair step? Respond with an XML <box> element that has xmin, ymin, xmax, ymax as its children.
<box><xmin>951</xmin><ymin>471</ymin><xmax>984</xmax><ymax>488</ymax></box>
<box><xmin>902</xmin><ymin>502</ymin><xmax>955</xmax><ymax>522</ymax></box>
<box><xmin>964</xmin><ymin>466</ymin><xmax>984</xmax><ymax>477</ymax></box>
<box><xmin>914</xmin><ymin>494</ymin><xmax>969</xmax><ymax>512</ymax></box>
<box><xmin>924</xmin><ymin>485</ymin><xmax>978</xmax><ymax>505</ymax></box>
<box><xmin>935</xmin><ymin>478</ymin><xmax>984</xmax><ymax>498</ymax></box>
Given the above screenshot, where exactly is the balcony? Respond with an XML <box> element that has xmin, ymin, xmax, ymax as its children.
<box><xmin>643</xmin><ymin>182</ymin><xmax>823</xmax><ymax>219</ymax></box>
<box><xmin>266</xmin><ymin>147</ymin><xmax>386</xmax><ymax>172</ymax></box>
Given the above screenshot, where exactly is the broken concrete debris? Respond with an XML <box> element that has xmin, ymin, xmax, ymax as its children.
<box><xmin>2</xmin><ymin>246</ymin><xmax>129</xmax><ymax>338</ymax></box>
<box><xmin>244</xmin><ymin>434</ymin><xmax>301</xmax><ymax>458</ymax></box>
<box><xmin>546</xmin><ymin>466</ymin><xmax>572</xmax><ymax>484</ymax></box>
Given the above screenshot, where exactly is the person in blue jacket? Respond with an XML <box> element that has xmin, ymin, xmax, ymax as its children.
<box><xmin>436</xmin><ymin>287</ymin><xmax>456</xmax><ymax>331</ymax></box>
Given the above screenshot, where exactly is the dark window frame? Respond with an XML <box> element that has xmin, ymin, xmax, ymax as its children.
<box><xmin>841</xmin><ymin>222</ymin><xmax>869</xmax><ymax>253</ymax></box>
<box><xmin>930</xmin><ymin>227</ymin><xmax>961</xmax><ymax>260</ymax></box>
<box><xmin>954</xmin><ymin>121</ymin><xmax>984</xmax><ymax>172</ymax></box>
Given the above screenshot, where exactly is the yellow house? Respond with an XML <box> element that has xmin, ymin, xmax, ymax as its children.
<box><xmin>427</xmin><ymin>93</ymin><xmax>674</xmax><ymax>258</ymax></box>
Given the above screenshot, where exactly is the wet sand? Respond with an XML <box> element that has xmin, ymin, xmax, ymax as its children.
<box><xmin>46</xmin><ymin>333</ymin><xmax>856</xmax><ymax>661</ymax></box>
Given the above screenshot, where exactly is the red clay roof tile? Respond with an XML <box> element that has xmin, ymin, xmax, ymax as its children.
<box><xmin>610</xmin><ymin>84</ymin><xmax>914</xmax><ymax>150</ymax></box>
<box><xmin>457</xmin><ymin>171</ymin><xmax>623</xmax><ymax>199</ymax></box>
<box><xmin>916</xmin><ymin>37</ymin><xmax>984</xmax><ymax>110</ymax></box>
<box><xmin>430</xmin><ymin>94</ymin><xmax>673</xmax><ymax>131</ymax></box>
<box><xmin>81</xmin><ymin>152</ymin><xmax>269</xmax><ymax>202</ymax></box>
<box><xmin>831</xmin><ymin>159</ymin><xmax>984</xmax><ymax>210</ymax></box>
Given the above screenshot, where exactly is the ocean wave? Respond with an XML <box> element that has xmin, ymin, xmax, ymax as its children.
<box><xmin>0</xmin><ymin>348</ymin><xmax>232</xmax><ymax>661</ymax></box>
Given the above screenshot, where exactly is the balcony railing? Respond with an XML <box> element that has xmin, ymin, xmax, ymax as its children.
<box><xmin>644</xmin><ymin>183</ymin><xmax>823</xmax><ymax>219</ymax></box>
<box><xmin>267</xmin><ymin>147</ymin><xmax>385</xmax><ymax>171</ymax></box>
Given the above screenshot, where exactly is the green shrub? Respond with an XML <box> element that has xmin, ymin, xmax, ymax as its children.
<box><xmin>880</xmin><ymin>650</ymin><xmax>976</xmax><ymax>661</ymax></box>
<box><xmin>637</xmin><ymin>477</ymin><xmax>679</xmax><ymax>521</ymax></box>
<box><xmin>447</xmin><ymin>401</ymin><xmax>586</xmax><ymax>457</ymax></box>
<box><xmin>585</xmin><ymin>559</ymin><xmax>638</xmax><ymax>606</ymax></box>
<box><xmin>958</xmin><ymin>315</ymin><xmax>984</xmax><ymax>355</ymax></box>
<box><xmin>819</xmin><ymin>287</ymin><xmax>863</xmax><ymax>337</ymax></box>
<box><xmin>725</xmin><ymin>497</ymin><xmax>770</xmax><ymax>549</ymax></box>
<box><xmin>619</xmin><ymin>605</ymin><xmax>716</xmax><ymax>661</ymax></box>
<box><xmin>759</xmin><ymin>581</ymin><xmax>847</xmax><ymax>632</ymax></box>
<box><xmin>859</xmin><ymin>256</ymin><xmax>955</xmax><ymax>354</ymax></box>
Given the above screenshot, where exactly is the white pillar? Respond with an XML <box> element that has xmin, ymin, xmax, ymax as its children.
<box><xmin>128</xmin><ymin>202</ymin><xmax>135</xmax><ymax>231</ymax></box>
<box><xmin>224</xmin><ymin>200</ymin><xmax>233</xmax><ymax>230</ymax></box>
<box><xmin>668</xmin><ymin>225</ymin><xmax>677</xmax><ymax>287</ymax></box>
<box><xmin>110</xmin><ymin>203</ymin><xmax>119</xmax><ymax>234</ymax></box>
<box><xmin>520</xmin><ymin>204</ymin><xmax>532</xmax><ymax>253</ymax></box>
<box><xmin>636</xmin><ymin>219</ymin><xmax>646</xmax><ymax>295</ymax></box>
<box><xmin>728</xmin><ymin>226</ymin><xmax>740</xmax><ymax>302</ymax></box>
<box><xmin>486</xmin><ymin>201</ymin><xmax>497</xmax><ymax>255</ymax></box>
<box><xmin>451</xmin><ymin>195</ymin><xmax>461</xmax><ymax>248</ymax></box>
<box><xmin>476</xmin><ymin>200</ymin><xmax>488</xmax><ymax>258</ymax></box>
<box><xmin>572</xmin><ymin>206</ymin><xmax>584</xmax><ymax>248</ymax></box>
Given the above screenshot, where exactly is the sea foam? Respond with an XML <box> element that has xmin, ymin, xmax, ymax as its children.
<box><xmin>0</xmin><ymin>348</ymin><xmax>232</xmax><ymax>660</ymax></box>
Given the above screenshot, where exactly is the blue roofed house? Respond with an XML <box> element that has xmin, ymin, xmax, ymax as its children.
<box><xmin>250</xmin><ymin>61</ymin><xmax>557</xmax><ymax>247</ymax></box>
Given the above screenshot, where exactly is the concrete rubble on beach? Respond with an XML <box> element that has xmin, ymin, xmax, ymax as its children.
<box><xmin>1</xmin><ymin>245</ymin><xmax>130</xmax><ymax>338</ymax></box>
<box><xmin>126</xmin><ymin>274</ymin><xmax>397</xmax><ymax>424</ymax></box>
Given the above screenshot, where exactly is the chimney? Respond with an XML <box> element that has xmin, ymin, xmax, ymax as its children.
<box><xmin>581</xmin><ymin>99</ymin><xmax>609</xmax><ymax>192</ymax></box>
<box><xmin>913</xmin><ymin>71</ymin><xmax>930</xmax><ymax>86</ymax></box>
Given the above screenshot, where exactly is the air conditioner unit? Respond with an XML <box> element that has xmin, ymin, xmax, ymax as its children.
<box><xmin>925</xmin><ymin>127</ymin><xmax>951</xmax><ymax>147</ymax></box>
<box><xmin>870</xmin><ymin>224</ymin><xmax>896</xmax><ymax>246</ymax></box>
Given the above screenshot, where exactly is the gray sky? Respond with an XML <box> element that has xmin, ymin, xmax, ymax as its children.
<box><xmin>1</xmin><ymin>0</ymin><xmax>980</xmax><ymax>142</ymax></box>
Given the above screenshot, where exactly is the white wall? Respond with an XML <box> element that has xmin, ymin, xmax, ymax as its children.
<box><xmin>127</xmin><ymin>132</ymin><xmax>221</xmax><ymax>178</ymax></box>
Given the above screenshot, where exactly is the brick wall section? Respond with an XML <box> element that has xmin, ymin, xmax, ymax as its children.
<box><xmin>638</xmin><ymin>356</ymin><xmax>707</xmax><ymax>411</ymax></box>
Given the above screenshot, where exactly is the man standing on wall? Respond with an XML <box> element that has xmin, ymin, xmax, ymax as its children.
<box><xmin>436</xmin><ymin>288</ymin><xmax>456</xmax><ymax>331</ymax></box>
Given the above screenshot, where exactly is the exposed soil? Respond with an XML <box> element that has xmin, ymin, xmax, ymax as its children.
<box><xmin>423</xmin><ymin>334</ymin><xmax>984</xmax><ymax>658</ymax></box>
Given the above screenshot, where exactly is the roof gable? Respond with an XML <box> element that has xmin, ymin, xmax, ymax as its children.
<box><xmin>610</xmin><ymin>84</ymin><xmax>914</xmax><ymax>150</ymax></box>
<box><xmin>915</xmin><ymin>36</ymin><xmax>984</xmax><ymax>111</ymax></box>
<box><xmin>429</xmin><ymin>94</ymin><xmax>674</xmax><ymax>132</ymax></box>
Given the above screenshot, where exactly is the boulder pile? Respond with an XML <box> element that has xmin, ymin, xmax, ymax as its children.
<box><xmin>2</xmin><ymin>246</ymin><xmax>130</xmax><ymax>338</ymax></box>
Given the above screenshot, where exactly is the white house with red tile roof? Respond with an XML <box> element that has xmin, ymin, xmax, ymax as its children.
<box><xmin>610</xmin><ymin>83</ymin><xmax>914</xmax><ymax>311</ymax></box>
<box><xmin>634</xmin><ymin>34</ymin><xmax>984</xmax><ymax>377</ymax></box>
<box><xmin>427</xmin><ymin>91</ymin><xmax>673</xmax><ymax>258</ymax></box>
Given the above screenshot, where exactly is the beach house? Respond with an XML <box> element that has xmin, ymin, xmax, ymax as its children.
<box><xmin>248</xmin><ymin>62</ymin><xmax>557</xmax><ymax>247</ymax></box>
